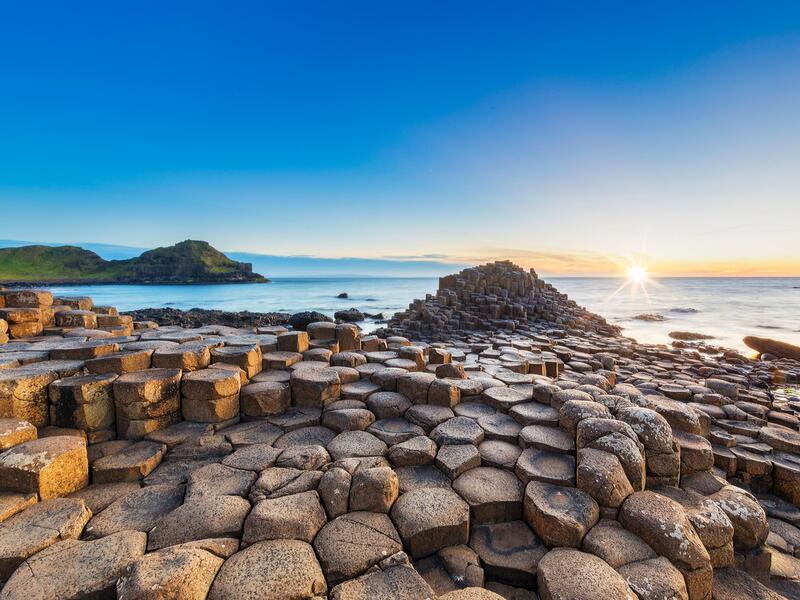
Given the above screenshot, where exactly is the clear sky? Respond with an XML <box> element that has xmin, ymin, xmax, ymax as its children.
<box><xmin>1</xmin><ymin>2</ymin><xmax>798</xmax><ymax>276</ymax></box>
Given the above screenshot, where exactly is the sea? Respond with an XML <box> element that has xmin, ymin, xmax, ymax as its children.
<box><xmin>45</xmin><ymin>277</ymin><xmax>800</xmax><ymax>355</ymax></box>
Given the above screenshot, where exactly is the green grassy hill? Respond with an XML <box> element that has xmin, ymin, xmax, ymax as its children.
<box><xmin>0</xmin><ymin>240</ymin><xmax>268</xmax><ymax>284</ymax></box>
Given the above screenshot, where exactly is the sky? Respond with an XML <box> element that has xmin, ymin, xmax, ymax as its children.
<box><xmin>0</xmin><ymin>1</ymin><xmax>798</xmax><ymax>276</ymax></box>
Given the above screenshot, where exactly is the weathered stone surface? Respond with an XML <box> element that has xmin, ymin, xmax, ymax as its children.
<box><xmin>711</xmin><ymin>566</ymin><xmax>786</xmax><ymax>599</ymax></box>
<box><xmin>618</xmin><ymin>556</ymin><xmax>689</xmax><ymax>600</ymax></box>
<box><xmin>221</xmin><ymin>443</ymin><xmax>282</xmax><ymax>471</ymax></box>
<box><xmin>576</xmin><ymin>447</ymin><xmax>634</xmax><ymax>508</ymax></box>
<box><xmin>314</xmin><ymin>511</ymin><xmax>403</xmax><ymax>584</ymax></box>
<box><xmin>328</xmin><ymin>430</ymin><xmax>387</xmax><ymax>460</ymax></box>
<box><xmin>0</xmin><ymin>498</ymin><xmax>91</xmax><ymax>580</ymax></box>
<box><xmin>350</xmin><ymin>466</ymin><xmax>399</xmax><ymax>513</ymax></box>
<box><xmin>519</xmin><ymin>425</ymin><xmax>575</xmax><ymax>454</ymax></box>
<box><xmin>92</xmin><ymin>440</ymin><xmax>165</xmax><ymax>483</ymax></box>
<box><xmin>243</xmin><ymin>490</ymin><xmax>327</xmax><ymax>544</ymax></box>
<box><xmin>537</xmin><ymin>548</ymin><xmax>637</xmax><ymax>600</ymax></box>
<box><xmin>1</xmin><ymin>530</ymin><xmax>146</xmax><ymax>600</ymax></box>
<box><xmin>453</xmin><ymin>467</ymin><xmax>524</xmax><ymax>524</ymax></box>
<box><xmin>116</xmin><ymin>546</ymin><xmax>224</xmax><ymax>600</ymax></box>
<box><xmin>0</xmin><ymin>367</ymin><xmax>58</xmax><ymax>427</ymax></box>
<box><xmin>318</xmin><ymin>466</ymin><xmax>351</xmax><ymax>519</ymax></box>
<box><xmin>148</xmin><ymin>494</ymin><xmax>251</xmax><ymax>550</ymax></box>
<box><xmin>67</xmin><ymin>481</ymin><xmax>140</xmax><ymax>514</ymax></box>
<box><xmin>469</xmin><ymin>520</ymin><xmax>546</xmax><ymax>586</ymax></box>
<box><xmin>391</xmin><ymin>487</ymin><xmax>470</xmax><ymax>558</ymax></box>
<box><xmin>186</xmin><ymin>462</ymin><xmax>256</xmax><ymax>499</ymax></box>
<box><xmin>523</xmin><ymin>481</ymin><xmax>599</xmax><ymax>548</ymax></box>
<box><xmin>49</xmin><ymin>373</ymin><xmax>116</xmax><ymax>434</ymax></box>
<box><xmin>581</xmin><ymin>519</ymin><xmax>656</xmax><ymax>568</ymax></box>
<box><xmin>0</xmin><ymin>435</ymin><xmax>88</xmax><ymax>498</ymax></box>
<box><xmin>329</xmin><ymin>560</ymin><xmax>434</xmax><ymax>600</ymax></box>
<box><xmin>0</xmin><ymin>419</ymin><xmax>37</xmax><ymax>451</ymax></box>
<box><xmin>152</xmin><ymin>342</ymin><xmax>212</xmax><ymax>371</ymax></box>
<box><xmin>84</xmin><ymin>484</ymin><xmax>184</xmax><ymax>539</ymax></box>
<box><xmin>208</xmin><ymin>540</ymin><xmax>327</xmax><ymax>600</ymax></box>
<box><xmin>515</xmin><ymin>448</ymin><xmax>575</xmax><ymax>486</ymax></box>
<box><xmin>436</xmin><ymin>444</ymin><xmax>482</xmax><ymax>480</ymax></box>
<box><xmin>388</xmin><ymin>435</ymin><xmax>437</xmax><ymax>466</ymax></box>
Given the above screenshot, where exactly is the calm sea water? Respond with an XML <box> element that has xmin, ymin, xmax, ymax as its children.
<box><xmin>46</xmin><ymin>277</ymin><xmax>800</xmax><ymax>353</ymax></box>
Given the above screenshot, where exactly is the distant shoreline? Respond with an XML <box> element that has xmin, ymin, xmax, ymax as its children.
<box><xmin>0</xmin><ymin>279</ymin><xmax>270</xmax><ymax>287</ymax></box>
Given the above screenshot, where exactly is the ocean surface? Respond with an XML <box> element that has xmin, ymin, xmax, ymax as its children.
<box><xmin>46</xmin><ymin>277</ymin><xmax>800</xmax><ymax>353</ymax></box>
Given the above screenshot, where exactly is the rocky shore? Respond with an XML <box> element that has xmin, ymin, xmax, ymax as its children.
<box><xmin>0</xmin><ymin>262</ymin><xmax>799</xmax><ymax>599</ymax></box>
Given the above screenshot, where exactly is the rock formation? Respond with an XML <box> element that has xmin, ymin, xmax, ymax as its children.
<box><xmin>0</xmin><ymin>264</ymin><xmax>798</xmax><ymax>599</ymax></box>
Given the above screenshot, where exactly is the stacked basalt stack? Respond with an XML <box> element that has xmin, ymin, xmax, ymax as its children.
<box><xmin>0</xmin><ymin>271</ymin><xmax>796</xmax><ymax>599</ymax></box>
<box><xmin>383</xmin><ymin>260</ymin><xmax>619</xmax><ymax>341</ymax></box>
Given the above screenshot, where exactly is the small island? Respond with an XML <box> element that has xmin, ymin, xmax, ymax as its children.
<box><xmin>0</xmin><ymin>239</ymin><xmax>268</xmax><ymax>285</ymax></box>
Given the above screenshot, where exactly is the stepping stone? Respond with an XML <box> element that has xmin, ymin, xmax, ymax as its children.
<box><xmin>318</xmin><ymin>467</ymin><xmax>352</xmax><ymax>519</ymax></box>
<box><xmin>390</xmin><ymin>487</ymin><xmax>470</xmax><ymax>558</ymax></box>
<box><xmin>477</xmin><ymin>413</ymin><xmax>522</xmax><ymax>443</ymax></box>
<box><xmin>0</xmin><ymin>366</ymin><xmax>59</xmax><ymax>427</ymax></box>
<box><xmin>223</xmin><ymin>420</ymin><xmax>283</xmax><ymax>448</ymax></box>
<box><xmin>760</xmin><ymin>426</ymin><xmax>800</xmax><ymax>453</ymax></box>
<box><xmin>482</xmin><ymin>387</ymin><xmax>529</xmax><ymax>412</ymax></box>
<box><xmin>91</xmin><ymin>440</ymin><xmax>166</xmax><ymax>483</ymax></box>
<box><xmin>350</xmin><ymin>466</ymin><xmax>399</xmax><ymax>513</ymax></box>
<box><xmin>366</xmin><ymin>391</ymin><xmax>412</xmax><ymax>419</ymax></box>
<box><xmin>453</xmin><ymin>467</ymin><xmax>524</xmax><ymax>524</ymax></box>
<box><xmin>83</xmin><ymin>484</ymin><xmax>184</xmax><ymax>539</ymax></box>
<box><xmin>290</xmin><ymin>368</ymin><xmax>341</xmax><ymax>408</ymax></box>
<box><xmin>113</xmin><ymin>369</ymin><xmax>182</xmax><ymax>438</ymax></box>
<box><xmin>469</xmin><ymin>520</ymin><xmax>546</xmax><ymax>586</ymax></box>
<box><xmin>85</xmin><ymin>350</ymin><xmax>152</xmax><ymax>375</ymax></box>
<box><xmin>68</xmin><ymin>481</ymin><xmax>140</xmax><ymax>514</ymax></box>
<box><xmin>250</xmin><ymin>468</ymin><xmax>323</xmax><ymax>501</ymax></box>
<box><xmin>0</xmin><ymin>497</ymin><xmax>91</xmax><ymax>580</ymax></box>
<box><xmin>186</xmin><ymin>463</ymin><xmax>257</xmax><ymax>499</ymax></box>
<box><xmin>537</xmin><ymin>548</ymin><xmax>637</xmax><ymax>600</ymax></box>
<box><xmin>147</xmin><ymin>494</ymin><xmax>251</xmax><ymax>551</ymax></box>
<box><xmin>328</xmin><ymin>430</ymin><xmax>387</xmax><ymax>460</ymax></box>
<box><xmin>182</xmin><ymin>392</ymin><xmax>240</xmax><ymax>424</ymax></box>
<box><xmin>406</xmin><ymin>405</ymin><xmax>455</xmax><ymax>433</ymax></box>
<box><xmin>396</xmin><ymin>372</ymin><xmax>434</xmax><ymax>403</ymax></box>
<box><xmin>243</xmin><ymin>490</ymin><xmax>327</xmax><ymax>545</ymax></box>
<box><xmin>0</xmin><ymin>530</ymin><xmax>146</xmax><ymax>600</ymax></box>
<box><xmin>329</xmin><ymin>561</ymin><xmax>435</xmax><ymax>599</ymax></box>
<box><xmin>618</xmin><ymin>559</ymin><xmax>689</xmax><ymax>599</ymax></box>
<box><xmin>581</xmin><ymin>519</ymin><xmax>657</xmax><ymax>568</ymax></box>
<box><xmin>116</xmin><ymin>546</ymin><xmax>223</xmax><ymax>600</ymax></box>
<box><xmin>478</xmin><ymin>440</ymin><xmax>521</xmax><ymax>470</ymax></box>
<box><xmin>368</xmin><ymin>418</ymin><xmax>425</xmax><ymax>445</ymax></box>
<box><xmin>395</xmin><ymin>465</ymin><xmax>452</xmax><ymax>494</ymax></box>
<box><xmin>0</xmin><ymin>491</ymin><xmax>37</xmax><ymax>523</ymax></box>
<box><xmin>454</xmin><ymin>402</ymin><xmax>497</xmax><ymax>420</ymax></box>
<box><xmin>0</xmin><ymin>436</ymin><xmax>88</xmax><ymax>499</ymax></box>
<box><xmin>619</xmin><ymin>491</ymin><xmax>712</xmax><ymax>599</ymax></box>
<box><xmin>48</xmin><ymin>373</ymin><xmax>116</xmax><ymax>437</ymax></box>
<box><xmin>314</xmin><ymin>512</ymin><xmax>402</xmax><ymax>584</ymax></box>
<box><xmin>222</xmin><ymin>444</ymin><xmax>282</xmax><ymax>471</ymax></box>
<box><xmin>431</xmin><ymin>417</ymin><xmax>485</xmax><ymax>446</ymax></box>
<box><xmin>181</xmin><ymin>368</ymin><xmax>240</xmax><ymax>401</ymax></box>
<box><xmin>523</xmin><ymin>481</ymin><xmax>599</xmax><ymax>547</ymax></box>
<box><xmin>275</xmin><ymin>444</ymin><xmax>330</xmax><ymax>470</ymax></box>
<box><xmin>388</xmin><ymin>436</ymin><xmax>437</xmax><ymax>467</ymax></box>
<box><xmin>509</xmin><ymin>402</ymin><xmax>559</xmax><ymax>427</ymax></box>
<box><xmin>0</xmin><ymin>418</ymin><xmax>37</xmax><ymax>450</ymax></box>
<box><xmin>211</xmin><ymin>345</ymin><xmax>262</xmax><ymax>378</ymax></box>
<box><xmin>208</xmin><ymin>540</ymin><xmax>326</xmax><ymax>600</ymax></box>
<box><xmin>262</xmin><ymin>351</ymin><xmax>303</xmax><ymax>370</ymax></box>
<box><xmin>151</xmin><ymin>342</ymin><xmax>212</xmax><ymax>371</ymax></box>
<box><xmin>576</xmin><ymin>448</ymin><xmax>634</xmax><ymax>508</ymax></box>
<box><xmin>674</xmin><ymin>430</ymin><xmax>714</xmax><ymax>474</ymax></box>
<box><xmin>274</xmin><ymin>425</ymin><xmax>336</xmax><ymax>449</ymax></box>
<box><xmin>341</xmin><ymin>380</ymin><xmax>380</xmax><ymax>401</ymax></box>
<box><xmin>515</xmin><ymin>448</ymin><xmax>575</xmax><ymax>486</ymax></box>
<box><xmin>322</xmin><ymin>407</ymin><xmax>375</xmax><ymax>432</ymax></box>
<box><xmin>239</xmin><ymin>381</ymin><xmax>291</xmax><ymax>418</ymax></box>
<box><xmin>519</xmin><ymin>425</ymin><xmax>575</xmax><ymax>454</ymax></box>
<box><xmin>436</xmin><ymin>444</ymin><xmax>482</xmax><ymax>479</ymax></box>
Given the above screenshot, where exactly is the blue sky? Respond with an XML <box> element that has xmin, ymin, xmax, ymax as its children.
<box><xmin>1</xmin><ymin>2</ymin><xmax>799</xmax><ymax>275</ymax></box>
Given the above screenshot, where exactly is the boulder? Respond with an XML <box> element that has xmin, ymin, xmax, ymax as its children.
<box><xmin>537</xmin><ymin>547</ymin><xmax>637</xmax><ymax>600</ymax></box>
<box><xmin>209</xmin><ymin>540</ymin><xmax>326</xmax><ymax>599</ymax></box>
<box><xmin>391</xmin><ymin>487</ymin><xmax>470</xmax><ymax>558</ymax></box>
<box><xmin>523</xmin><ymin>481</ymin><xmax>599</xmax><ymax>547</ymax></box>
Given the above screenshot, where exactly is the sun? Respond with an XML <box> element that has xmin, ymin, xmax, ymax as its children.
<box><xmin>628</xmin><ymin>265</ymin><xmax>648</xmax><ymax>283</ymax></box>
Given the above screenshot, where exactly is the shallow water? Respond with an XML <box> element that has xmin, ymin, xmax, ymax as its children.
<box><xmin>47</xmin><ymin>277</ymin><xmax>800</xmax><ymax>353</ymax></box>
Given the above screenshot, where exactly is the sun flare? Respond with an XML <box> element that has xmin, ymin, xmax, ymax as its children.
<box><xmin>628</xmin><ymin>265</ymin><xmax>648</xmax><ymax>283</ymax></box>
